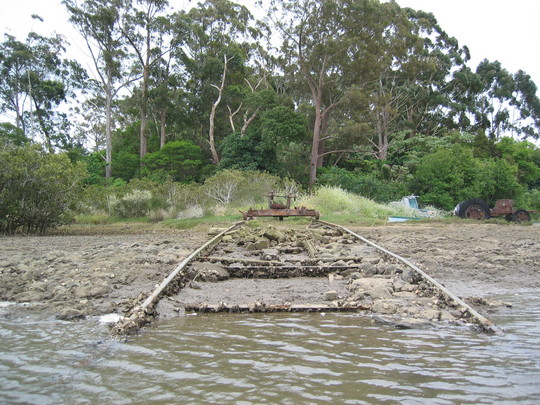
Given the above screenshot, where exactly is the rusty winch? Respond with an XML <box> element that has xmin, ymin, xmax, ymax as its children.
<box><xmin>241</xmin><ymin>191</ymin><xmax>320</xmax><ymax>221</ymax></box>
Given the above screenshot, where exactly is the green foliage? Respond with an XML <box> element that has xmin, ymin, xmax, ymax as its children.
<box><xmin>141</xmin><ymin>140</ymin><xmax>206</xmax><ymax>182</ymax></box>
<box><xmin>317</xmin><ymin>167</ymin><xmax>409</xmax><ymax>203</ymax></box>
<box><xmin>84</xmin><ymin>151</ymin><xmax>107</xmax><ymax>185</ymax></box>
<box><xmin>112</xmin><ymin>149</ymin><xmax>140</xmax><ymax>181</ymax></box>
<box><xmin>477</xmin><ymin>158</ymin><xmax>523</xmax><ymax>205</ymax></box>
<box><xmin>219</xmin><ymin>131</ymin><xmax>278</xmax><ymax>173</ymax></box>
<box><xmin>0</xmin><ymin>142</ymin><xmax>87</xmax><ymax>234</ymax></box>
<box><xmin>107</xmin><ymin>189</ymin><xmax>153</xmax><ymax>218</ymax></box>
<box><xmin>410</xmin><ymin>145</ymin><xmax>481</xmax><ymax>210</ymax></box>
<box><xmin>495</xmin><ymin>137</ymin><xmax>540</xmax><ymax>186</ymax></box>
<box><xmin>0</xmin><ymin>122</ymin><xmax>29</xmax><ymax>146</ymax></box>
<box><xmin>259</xmin><ymin>106</ymin><xmax>307</xmax><ymax>144</ymax></box>
<box><xmin>411</xmin><ymin>144</ymin><xmax>525</xmax><ymax>210</ymax></box>
<box><xmin>297</xmin><ymin>186</ymin><xmax>423</xmax><ymax>220</ymax></box>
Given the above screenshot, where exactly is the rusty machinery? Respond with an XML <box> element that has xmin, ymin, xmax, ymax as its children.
<box><xmin>241</xmin><ymin>192</ymin><xmax>320</xmax><ymax>221</ymax></box>
<box><xmin>454</xmin><ymin>198</ymin><xmax>534</xmax><ymax>222</ymax></box>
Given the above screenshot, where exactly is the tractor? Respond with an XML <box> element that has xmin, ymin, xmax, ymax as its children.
<box><xmin>454</xmin><ymin>199</ymin><xmax>533</xmax><ymax>222</ymax></box>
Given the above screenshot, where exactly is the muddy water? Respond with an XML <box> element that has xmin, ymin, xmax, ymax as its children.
<box><xmin>1</xmin><ymin>291</ymin><xmax>539</xmax><ymax>404</ymax></box>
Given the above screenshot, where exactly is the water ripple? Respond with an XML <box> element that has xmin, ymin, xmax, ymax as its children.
<box><xmin>1</xmin><ymin>292</ymin><xmax>540</xmax><ymax>404</ymax></box>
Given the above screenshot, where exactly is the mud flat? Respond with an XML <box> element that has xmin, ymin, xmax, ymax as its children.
<box><xmin>1</xmin><ymin>222</ymin><xmax>539</xmax><ymax>330</ymax></box>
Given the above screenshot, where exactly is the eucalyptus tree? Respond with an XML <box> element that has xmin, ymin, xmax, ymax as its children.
<box><xmin>269</xmin><ymin>0</ymin><xmax>425</xmax><ymax>186</ymax></box>
<box><xmin>353</xmin><ymin>7</ymin><xmax>472</xmax><ymax>160</ymax></box>
<box><xmin>64</xmin><ymin>0</ymin><xmax>132</xmax><ymax>179</ymax></box>
<box><xmin>180</xmin><ymin>0</ymin><xmax>259</xmax><ymax>164</ymax></box>
<box><xmin>0</xmin><ymin>32</ymin><xmax>87</xmax><ymax>152</ymax></box>
<box><xmin>474</xmin><ymin>60</ymin><xmax>540</xmax><ymax>141</ymax></box>
<box><xmin>120</xmin><ymin>0</ymin><xmax>174</xmax><ymax>158</ymax></box>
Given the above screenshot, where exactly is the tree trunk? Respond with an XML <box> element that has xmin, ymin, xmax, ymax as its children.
<box><xmin>309</xmin><ymin>100</ymin><xmax>323</xmax><ymax>188</ymax></box>
<box><xmin>105</xmin><ymin>68</ymin><xmax>113</xmax><ymax>179</ymax></box>
<box><xmin>139</xmin><ymin>56</ymin><xmax>150</xmax><ymax>159</ymax></box>
<box><xmin>208</xmin><ymin>55</ymin><xmax>231</xmax><ymax>165</ymax></box>
<box><xmin>160</xmin><ymin>107</ymin><xmax>167</xmax><ymax>149</ymax></box>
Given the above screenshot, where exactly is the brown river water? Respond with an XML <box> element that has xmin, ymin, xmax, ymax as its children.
<box><xmin>1</xmin><ymin>290</ymin><xmax>539</xmax><ymax>404</ymax></box>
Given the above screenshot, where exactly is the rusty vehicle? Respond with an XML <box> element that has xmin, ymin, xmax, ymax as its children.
<box><xmin>241</xmin><ymin>191</ymin><xmax>320</xmax><ymax>221</ymax></box>
<box><xmin>454</xmin><ymin>198</ymin><xmax>533</xmax><ymax>222</ymax></box>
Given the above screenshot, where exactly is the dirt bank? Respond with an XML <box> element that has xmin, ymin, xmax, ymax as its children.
<box><xmin>1</xmin><ymin>221</ymin><xmax>539</xmax><ymax>322</ymax></box>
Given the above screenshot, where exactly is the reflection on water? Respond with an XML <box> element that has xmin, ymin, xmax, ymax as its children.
<box><xmin>1</xmin><ymin>291</ymin><xmax>539</xmax><ymax>404</ymax></box>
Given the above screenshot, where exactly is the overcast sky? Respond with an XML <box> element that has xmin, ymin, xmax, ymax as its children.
<box><xmin>1</xmin><ymin>0</ymin><xmax>539</xmax><ymax>93</ymax></box>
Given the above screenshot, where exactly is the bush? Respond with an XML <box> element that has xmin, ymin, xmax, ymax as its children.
<box><xmin>410</xmin><ymin>146</ymin><xmax>482</xmax><ymax>210</ymax></box>
<box><xmin>107</xmin><ymin>189</ymin><xmax>153</xmax><ymax>218</ymax></box>
<box><xmin>317</xmin><ymin>167</ymin><xmax>409</xmax><ymax>202</ymax></box>
<box><xmin>297</xmin><ymin>186</ymin><xmax>422</xmax><ymax>219</ymax></box>
<box><xmin>0</xmin><ymin>143</ymin><xmax>87</xmax><ymax>234</ymax></box>
<box><xmin>141</xmin><ymin>140</ymin><xmax>206</xmax><ymax>182</ymax></box>
<box><xmin>201</xmin><ymin>169</ymin><xmax>280</xmax><ymax>206</ymax></box>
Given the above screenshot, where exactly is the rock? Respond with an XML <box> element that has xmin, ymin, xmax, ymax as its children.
<box><xmin>395</xmin><ymin>318</ymin><xmax>432</xmax><ymax>329</ymax></box>
<box><xmin>14</xmin><ymin>290</ymin><xmax>45</xmax><ymax>302</ymax></box>
<box><xmin>417</xmin><ymin>309</ymin><xmax>440</xmax><ymax>321</ymax></box>
<box><xmin>361</xmin><ymin>263</ymin><xmax>377</xmax><ymax>276</ymax></box>
<box><xmin>208</xmin><ymin>227</ymin><xmax>226</xmax><ymax>236</ymax></box>
<box><xmin>88</xmin><ymin>285</ymin><xmax>112</xmax><ymax>298</ymax></box>
<box><xmin>262</xmin><ymin>228</ymin><xmax>285</xmax><ymax>242</ymax></box>
<box><xmin>190</xmin><ymin>262</ymin><xmax>230</xmax><ymax>282</ymax></box>
<box><xmin>369</xmin><ymin>286</ymin><xmax>393</xmax><ymax>300</ymax></box>
<box><xmin>246</xmin><ymin>238</ymin><xmax>271</xmax><ymax>251</ymax></box>
<box><xmin>371</xmin><ymin>301</ymin><xmax>397</xmax><ymax>314</ymax></box>
<box><xmin>56</xmin><ymin>308</ymin><xmax>85</xmax><ymax>321</ymax></box>
<box><xmin>439</xmin><ymin>310</ymin><xmax>456</xmax><ymax>321</ymax></box>
<box><xmin>350</xmin><ymin>278</ymin><xmax>394</xmax><ymax>299</ymax></box>
<box><xmin>401</xmin><ymin>268</ymin><xmax>417</xmax><ymax>283</ymax></box>
<box><xmin>324</xmin><ymin>290</ymin><xmax>339</xmax><ymax>301</ymax></box>
<box><xmin>261</xmin><ymin>249</ymin><xmax>279</xmax><ymax>261</ymax></box>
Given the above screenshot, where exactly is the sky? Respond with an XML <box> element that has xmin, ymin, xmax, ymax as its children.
<box><xmin>1</xmin><ymin>0</ymin><xmax>539</xmax><ymax>93</ymax></box>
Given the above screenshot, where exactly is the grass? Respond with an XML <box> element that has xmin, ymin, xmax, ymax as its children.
<box><xmin>61</xmin><ymin>186</ymin><xmax>538</xmax><ymax>234</ymax></box>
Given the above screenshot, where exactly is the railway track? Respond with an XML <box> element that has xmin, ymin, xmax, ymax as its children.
<box><xmin>113</xmin><ymin>220</ymin><xmax>499</xmax><ymax>335</ymax></box>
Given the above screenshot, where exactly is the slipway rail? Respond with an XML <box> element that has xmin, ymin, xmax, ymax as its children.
<box><xmin>113</xmin><ymin>219</ymin><xmax>499</xmax><ymax>336</ymax></box>
<box><xmin>317</xmin><ymin>220</ymin><xmax>499</xmax><ymax>334</ymax></box>
<box><xmin>113</xmin><ymin>222</ymin><xmax>244</xmax><ymax>335</ymax></box>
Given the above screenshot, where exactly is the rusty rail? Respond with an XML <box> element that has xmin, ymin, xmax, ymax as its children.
<box><xmin>114</xmin><ymin>221</ymin><xmax>244</xmax><ymax>335</ymax></box>
<box><xmin>317</xmin><ymin>220</ymin><xmax>500</xmax><ymax>334</ymax></box>
<box><xmin>113</xmin><ymin>218</ymin><xmax>499</xmax><ymax>336</ymax></box>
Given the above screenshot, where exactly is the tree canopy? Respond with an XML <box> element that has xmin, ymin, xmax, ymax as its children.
<box><xmin>1</xmin><ymin>0</ymin><xmax>539</xmax><ymax>231</ymax></box>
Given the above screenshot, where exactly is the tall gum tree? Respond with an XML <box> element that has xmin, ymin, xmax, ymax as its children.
<box><xmin>181</xmin><ymin>0</ymin><xmax>258</xmax><ymax>165</ymax></box>
<box><xmin>120</xmin><ymin>0</ymin><xmax>171</xmax><ymax>159</ymax></box>
<box><xmin>64</xmin><ymin>0</ymin><xmax>132</xmax><ymax>179</ymax></box>
<box><xmin>0</xmin><ymin>32</ymin><xmax>87</xmax><ymax>152</ymax></box>
<box><xmin>269</xmin><ymin>0</ymin><xmax>411</xmax><ymax>186</ymax></box>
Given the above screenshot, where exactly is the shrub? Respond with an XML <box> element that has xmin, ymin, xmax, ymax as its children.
<box><xmin>0</xmin><ymin>143</ymin><xmax>87</xmax><ymax>234</ymax></box>
<box><xmin>297</xmin><ymin>186</ymin><xmax>421</xmax><ymax>219</ymax></box>
<box><xmin>410</xmin><ymin>146</ymin><xmax>481</xmax><ymax>210</ymax></box>
<box><xmin>317</xmin><ymin>167</ymin><xmax>409</xmax><ymax>202</ymax></box>
<box><xmin>200</xmin><ymin>169</ymin><xmax>280</xmax><ymax>206</ymax></box>
<box><xmin>141</xmin><ymin>140</ymin><xmax>206</xmax><ymax>182</ymax></box>
<box><xmin>107</xmin><ymin>189</ymin><xmax>153</xmax><ymax>218</ymax></box>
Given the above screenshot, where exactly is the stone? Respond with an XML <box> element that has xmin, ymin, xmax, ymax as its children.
<box><xmin>262</xmin><ymin>228</ymin><xmax>285</xmax><ymax>242</ymax></box>
<box><xmin>401</xmin><ymin>268</ymin><xmax>417</xmax><ymax>283</ymax></box>
<box><xmin>246</xmin><ymin>238</ymin><xmax>271</xmax><ymax>251</ymax></box>
<box><xmin>417</xmin><ymin>309</ymin><xmax>440</xmax><ymax>320</ymax></box>
<box><xmin>56</xmin><ymin>308</ymin><xmax>85</xmax><ymax>321</ymax></box>
<box><xmin>324</xmin><ymin>290</ymin><xmax>339</xmax><ymax>301</ymax></box>
<box><xmin>371</xmin><ymin>301</ymin><xmax>397</xmax><ymax>314</ymax></box>
<box><xmin>369</xmin><ymin>286</ymin><xmax>393</xmax><ymax>300</ymax></box>
<box><xmin>190</xmin><ymin>262</ymin><xmax>230</xmax><ymax>282</ymax></box>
